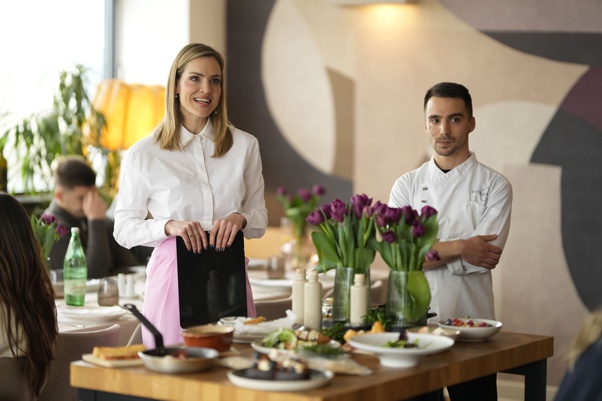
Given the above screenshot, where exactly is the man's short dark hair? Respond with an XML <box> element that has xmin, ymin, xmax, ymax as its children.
<box><xmin>424</xmin><ymin>82</ymin><xmax>473</xmax><ymax>118</ymax></box>
<box><xmin>55</xmin><ymin>156</ymin><xmax>96</xmax><ymax>190</ymax></box>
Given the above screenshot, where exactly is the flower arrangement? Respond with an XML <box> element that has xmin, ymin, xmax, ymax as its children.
<box><xmin>31</xmin><ymin>213</ymin><xmax>69</xmax><ymax>266</ymax></box>
<box><xmin>306</xmin><ymin>194</ymin><xmax>377</xmax><ymax>274</ymax></box>
<box><xmin>369</xmin><ymin>202</ymin><xmax>440</xmax><ymax>323</ymax></box>
<box><xmin>276</xmin><ymin>184</ymin><xmax>326</xmax><ymax>248</ymax></box>
<box><xmin>370</xmin><ymin>203</ymin><xmax>440</xmax><ymax>271</ymax></box>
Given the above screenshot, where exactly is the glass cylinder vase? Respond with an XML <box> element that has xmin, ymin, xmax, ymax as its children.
<box><xmin>332</xmin><ymin>267</ymin><xmax>371</xmax><ymax>323</ymax></box>
<box><xmin>386</xmin><ymin>270</ymin><xmax>428</xmax><ymax>328</ymax></box>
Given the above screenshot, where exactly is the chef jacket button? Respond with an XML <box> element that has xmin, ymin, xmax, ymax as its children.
<box><xmin>421</xmin><ymin>200</ymin><xmax>427</xmax><ymax>203</ymax></box>
<box><xmin>423</xmin><ymin>187</ymin><xmax>428</xmax><ymax>190</ymax></box>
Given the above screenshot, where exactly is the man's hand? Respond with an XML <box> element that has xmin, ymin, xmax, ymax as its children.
<box><xmin>460</xmin><ymin>234</ymin><xmax>502</xmax><ymax>269</ymax></box>
<box><xmin>83</xmin><ymin>189</ymin><xmax>107</xmax><ymax>220</ymax></box>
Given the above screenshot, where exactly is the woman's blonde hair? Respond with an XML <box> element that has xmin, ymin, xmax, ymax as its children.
<box><xmin>566</xmin><ymin>309</ymin><xmax>602</xmax><ymax>370</ymax></box>
<box><xmin>155</xmin><ymin>43</ymin><xmax>232</xmax><ymax>156</ymax></box>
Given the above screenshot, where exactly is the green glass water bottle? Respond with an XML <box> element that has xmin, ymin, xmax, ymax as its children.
<box><xmin>64</xmin><ymin>227</ymin><xmax>87</xmax><ymax>306</ymax></box>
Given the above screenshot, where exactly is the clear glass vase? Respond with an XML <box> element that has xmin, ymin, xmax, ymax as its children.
<box><xmin>332</xmin><ymin>267</ymin><xmax>371</xmax><ymax>323</ymax></box>
<box><xmin>386</xmin><ymin>270</ymin><xmax>428</xmax><ymax>328</ymax></box>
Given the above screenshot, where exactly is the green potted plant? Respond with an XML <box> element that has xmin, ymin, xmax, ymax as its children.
<box><xmin>0</xmin><ymin>64</ymin><xmax>108</xmax><ymax>195</ymax></box>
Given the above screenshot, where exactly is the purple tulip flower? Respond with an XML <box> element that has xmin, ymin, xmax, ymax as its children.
<box><xmin>306</xmin><ymin>210</ymin><xmax>324</xmax><ymax>226</ymax></box>
<box><xmin>412</xmin><ymin>221</ymin><xmax>426</xmax><ymax>238</ymax></box>
<box><xmin>56</xmin><ymin>224</ymin><xmax>69</xmax><ymax>237</ymax></box>
<box><xmin>330</xmin><ymin>199</ymin><xmax>348</xmax><ymax>223</ymax></box>
<box><xmin>312</xmin><ymin>184</ymin><xmax>326</xmax><ymax>196</ymax></box>
<box><xmin>421</xmin><ymin>205</ymin><xmax>437</xmax><ymax>219</ymax></box>
<box><xmin>425</xmin><ymin>249</ymin><xmax>440</xmax><ymax>262</ymax></box>
<box><xmin>401</xmin><ymin>206</ymin><xmax>418</xmax><ymax>225</ymax></box>
<box><xmin>386</xmin><ymin>207</ymin><xmax>402</xmax><ymax>224</ymax></box>
<box><xmin>276</xmin><ymin>186</ymin><xmax>288</xmax><ymax>197</ymax></box>
<box><xmin>363</xmin><ymin>205</ymin><xmax>374</xmax><ymax>218</ymax></box>
<box><xmin>298</xmin><ymin>188</ymin><xmax>312</xmax><ymax>202</ymax></box>
<box><xmin>351</xmin><ymin>194</ymin><xmax>372</xmax><ymax>219</ymax></box>
<box><xmin>382</xmin><ymin>230</ymin><xmax>397</xmax><ymax>243</ymax></box>
<box><xmin>320</xmin><ymin>203</ymin><xmax>332</xmax><ymax>219</ymax></box>
<box><xmin>41</xmin><ymin>214</ymin><xmax>56</xmax><ymax>225</ymax></box>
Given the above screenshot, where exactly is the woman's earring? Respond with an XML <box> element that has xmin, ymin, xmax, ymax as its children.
<box><xmin>175</xmin><ymin>94</ymin><xmax>179</xmax><ymax>99</ymax></box>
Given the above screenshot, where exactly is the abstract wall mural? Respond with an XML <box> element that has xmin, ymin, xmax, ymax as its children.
<box><xmin>227</xmin><ymin>0</ymin><xmax>353</xmax><ymax>226</ymax></box>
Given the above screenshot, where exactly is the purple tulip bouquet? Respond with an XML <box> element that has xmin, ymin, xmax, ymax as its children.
<box><xmin>369</xmin><ymin>203</ymin><xmax>440</xmax><ymax>325</ymax></box>
<box><xmin>31</xmin><ymin>213</ymin><xmax>69</xmax><ymax>268</ymax></box>
<box><xmin>306</xmin><ymin>194</ymin><xmax>377</xmax><ymax>321</ymax></box>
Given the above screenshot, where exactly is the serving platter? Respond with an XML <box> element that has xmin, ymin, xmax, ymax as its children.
<box><xmin>227</xmin><ymin>368</ymin><xmax>333</xmax><ymax>391</ymax></box>
<box><xmin>250</xmin><ymin>339</ymin><xmax>341</xmax><ymax>356</ymax></box>
<box><xmin>347</xmin><ymin>332</ymin><xmax>454</xmax><ymax>368</ymax></box>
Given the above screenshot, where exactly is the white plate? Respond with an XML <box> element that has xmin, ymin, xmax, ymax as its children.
<box><xmin>227</xmin><ymin>368</ymin><xmax>333</xmax><ymax>391</ymax></box>
<box><xmin>347</xmin><ymin>332</ymin><xmax>454</xmax><ymax>368</ymax></box>
<box><xmin>438</xmin><ymin>318</ymin><xmax>503</xmax><ymax>341</ymax></box>
<box><xmin>250</xmin><ymin>340</ymin><xmax>341</xmax><ymax>355</ymax></box>
<box><xmin>220</xmin><ymin>316</ymin><xmax>251</xmax><ymax>326</ymax></box>
<box><xmin>57</xmin><ymin>305</ymin><xmax>127</xmax><ymax>323</ymax></box>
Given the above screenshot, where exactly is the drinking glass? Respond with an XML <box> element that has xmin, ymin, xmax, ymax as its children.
<box><xmin>98</xmin><ymin>277</ymin><xmax>119</xmax><ymax>306</ymax></box>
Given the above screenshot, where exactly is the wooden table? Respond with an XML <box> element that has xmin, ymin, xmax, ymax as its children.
<box><xmin>71</xmin><ymin>331</ymin><xmax>553</xmax><ymax>401</ymax></box>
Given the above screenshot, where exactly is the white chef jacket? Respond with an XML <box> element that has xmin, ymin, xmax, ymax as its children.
<box><xmin>389</xmin><ymin>152</ymin><xmax>512</xmax><ymax>321</ymax></box>
<box><xmin>114</xmin><ymin>119</ymin><xmax>268</xmax><ymax>249</ymax></box>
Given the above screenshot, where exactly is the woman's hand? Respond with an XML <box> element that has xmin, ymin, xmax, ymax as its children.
<box><xmin>164</xmin><ymin>220</ymin><xmax>208</xmax><ymax>253</ymax></box>
<box><xmin>210</xmin><ymin>213</ymin><xmax>247</xmax><ymax>251</ymax></box>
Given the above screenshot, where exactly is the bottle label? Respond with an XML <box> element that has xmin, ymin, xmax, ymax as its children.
<box><xmin>64</xmin><ymin>279</ymin><xmax>86</xmax><ymax>297</ymax></box>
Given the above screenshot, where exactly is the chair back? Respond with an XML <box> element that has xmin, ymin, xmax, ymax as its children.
<box><xmin>0</xmin><ymin>357</ymin><xmax>31</xmax><ymax>401</ymax></box>
<box><xmin>38</xmin><ymin>323</ymin><xmax>120</xmax><ymax>401</ymax></box>
<box><xmin>254</xmin><ymin>296</ymin><xmax>293</xmax><ymax>321</ymax></box>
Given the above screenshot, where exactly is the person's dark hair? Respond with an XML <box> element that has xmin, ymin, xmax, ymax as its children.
<box><xmin>0</xmin><ymin>193</ymin><xmax>58</xmax><ymax>398</ymax></box>
<box><xmin>55</xmin><ymin>156</ymin><xmax>96</xmax><ymax>189</ymax></box>
<box><xmin>424</xmin><ymin>82</ymin><xmax>473</xmax><ymax>118</ymax></box>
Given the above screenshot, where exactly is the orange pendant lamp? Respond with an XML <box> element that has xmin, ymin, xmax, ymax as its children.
<box><xmin>93</xmin><ymin>79</ymin><xmax>165</xmax><ymax>150</ymax></box>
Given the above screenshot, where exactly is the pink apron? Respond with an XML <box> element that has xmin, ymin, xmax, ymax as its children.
<box><xmin>141</xmin><ymin>237</ymin><xmax>256</xmax><ymax>347</ymax></box>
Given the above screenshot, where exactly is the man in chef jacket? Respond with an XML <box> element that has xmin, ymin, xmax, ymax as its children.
<box><xmin>389</xmin><ymin>82</ymin><xmax>512</xmax><ymax>401</ymax></box>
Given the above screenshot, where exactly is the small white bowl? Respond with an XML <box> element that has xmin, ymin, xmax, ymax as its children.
<box><xmin>347</xmin><ymin>332</ymin><xmax>454</xmax><ymax>368</ymax></box>
<box><xmin>438</xmin><ymin>318</ymin><xmax>503</xmax><ymax>341</ymax></box>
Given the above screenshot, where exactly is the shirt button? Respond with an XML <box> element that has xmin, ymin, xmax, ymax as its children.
<box><xmin>423</xmin><ymin>187</ymin><xmax>428</xmax><ymax>190</ymax></box>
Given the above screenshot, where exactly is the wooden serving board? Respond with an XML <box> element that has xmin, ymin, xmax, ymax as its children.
<box><xmin>82</xmin><ymin>353</ymin><xmax>143</xmax><ymax>368</ymax></box>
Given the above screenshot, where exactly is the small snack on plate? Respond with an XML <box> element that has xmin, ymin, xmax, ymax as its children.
<box><xmin>261</xmin><ymin>328</ymin><xmax>331</xmax><ymax>350</ymax></box>
<box><xmin>246</xmin><ymin>351</ymin><xmax>311</xmax><ymax>381</ymax></box>
<box><xmin>92</xmin><ymin>344</ymin><xmax>146</xmax><ymax>360</ymax></box>
<box><xmin>244</xmin><ymin>316</ymin><xmax>267</xmax><ymax>325</ymax></box>
<box><xmin>343</xmin><ymin>321</ymin><xmax>386</xmax><ymax>342</ymax></box>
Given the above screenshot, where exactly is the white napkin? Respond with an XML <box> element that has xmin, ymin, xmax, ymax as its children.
<box><xmin>233</xmin><ymin>310</ymin><xmax>297</xmax><ymax>335</ymax></box>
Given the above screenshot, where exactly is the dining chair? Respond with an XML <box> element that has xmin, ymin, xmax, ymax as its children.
<box><xmin>126</xmin><ymin>323</ymin><xmax>143</xmax><ymax>346</ymax></box>
<box><xmin>38</xmin><ymin>323</ymin><xmax>121</xmax><ymax>401</ymax></box>
<box><xmin>0</xmin><ymin>357</ymin><xmax>31</xmax><ymax>401</ymax></box>
<box><xmin>254</xmin><ymin>295</ymin><xmax>293</xmax><ymax>321</ymax></box>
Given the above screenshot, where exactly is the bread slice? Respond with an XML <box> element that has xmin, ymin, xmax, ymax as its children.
<box><xmin>92</xmin><ymin>344</ymin><xmax>146</xmax><ymax>360</ymax></box>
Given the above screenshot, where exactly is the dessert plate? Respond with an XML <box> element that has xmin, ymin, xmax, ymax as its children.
<box><xmin>227</xmin><ymin>368</ymin><xmax>333</xmax><ymax>391</ymax></box>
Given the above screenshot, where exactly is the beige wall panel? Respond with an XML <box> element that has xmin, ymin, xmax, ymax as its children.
<box><xmin>352</xmin><ymin>0</ymin><xmax>586</xmax><ymax>199</ymax></box>
<box><xmin>501</xmin><ymin>164</ymin><xmax>589</xmax><ymax>385</ymax></box>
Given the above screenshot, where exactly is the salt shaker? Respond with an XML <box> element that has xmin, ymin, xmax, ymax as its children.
<box><xmin>292</xmin><ymin>268</ymin><xmax>307</xmax><ymax>325</ymax></box>
<box><xmin>350</xmin><ymin>273</ymin><xmax>368</xmax><ymax>325</ymax></box>
<box><xmin>304</xmin><ymin>270</ymin><xmax>322</xmax><ymax>331</ymax></box>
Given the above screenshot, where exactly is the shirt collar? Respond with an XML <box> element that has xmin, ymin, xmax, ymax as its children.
<box><xmin>178</xmin><ymin>119</ymin><xmax>215</xmax><ymax>150</ymax></box>
<box><xmin>429</xmin><ymin>152</ymin><xmax>476</xmax><ymax>176</ymax></box>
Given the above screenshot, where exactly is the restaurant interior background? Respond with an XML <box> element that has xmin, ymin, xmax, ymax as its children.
<box><xmin>2</xmin><ymin>0</ymin><xmax>601</xmax><ymax>395</ymax></box>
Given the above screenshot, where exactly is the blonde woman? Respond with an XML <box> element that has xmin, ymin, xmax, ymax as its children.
<box><xmin>554</xmin><ymin>310</ymin><xmax>602</xmax><ymax>401</ymax></box>
<box><xmin>114</xmin><ymin>43</ymin><xmax>267</xmax><ymax>347</ymax></box>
